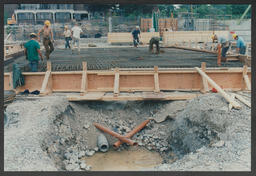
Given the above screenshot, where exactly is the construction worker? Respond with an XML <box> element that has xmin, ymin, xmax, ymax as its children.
<box><xmin>132</xmin><ymin>26</ymin><xmax>141</xmax><ymax>47</ymax></box>
<box><xmin>211</xmin><ymin>34</ymin><xmax>230</xmax><ymax>62</ymax></box>
<box><xmin>71</xmin><ymin>23</ymin><xmax>83</xmax><ymax>54</ymax></box>
<box><xmin>63</xmin><ymin>25</ymin><xmax>72</xmax><ymax>49</ymax></box>
<box><xmin>232</xmin><ymin>34</ymin><xmax>246</xmax><ymax>55</ymax></box>
<box><xmin>38</xmin><ymin>20</ymin><xmax>54</xmax><ymax>60</ymax></box>
<box><xmin>24</xmin><ymin>33</ymin><xmax>43</xmax><ymax>72</ymax></box>
<box><xmin>149</xmin><ymin>37</ymin><xmax>160</xmax><ymax>54</ymax></box>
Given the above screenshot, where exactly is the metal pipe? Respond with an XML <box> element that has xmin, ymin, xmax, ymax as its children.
<box><xmin>94</xmin><ymin>123</ymin><xmax>138</xmax><ymax>146</ymax></box>
<box><xmin>113</xmin><ymin>119</ymin><xmax>150</xmax><ymax>148</ymax></box>
<box><xmin>97</xmin><ymin>133</ymin><xmax>109</xmax><ymax>152</ymax></box>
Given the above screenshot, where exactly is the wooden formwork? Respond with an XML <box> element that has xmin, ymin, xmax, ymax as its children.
<box><xmin>107</xmin><ymin>32</ymin><xmax>160</xmax><ymax>44</ymax></box>
<box><xmin>162</xmin><ymin>31</ymin><xmax>230</xmax><ymax>45</ymax></box>
<box><xmin>4</xmin><ymin>61</ymin><xmax>251</xmax><ymax>102</ymax></box>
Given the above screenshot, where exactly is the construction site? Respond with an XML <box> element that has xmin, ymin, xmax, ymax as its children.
<box><xmin>4</xmin><ymin>4</ymin><xmax>252</xmax><ymax>171</ymax></box>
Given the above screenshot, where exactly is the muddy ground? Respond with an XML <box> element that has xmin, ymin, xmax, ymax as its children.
<box><xmin>4</xmin><ymin>47</ymin><xmax>243</xmax><ymax>72</ymax></box>
<box><xmin>4</xmin><ymin>92</ymin><xmax>251</xmax><ymax>171</ymax></box>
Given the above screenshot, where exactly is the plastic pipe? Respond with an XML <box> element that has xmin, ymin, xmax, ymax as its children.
<box><xmin>97</xmin><ymin>133</ymin><xmax>109</xmax><ymax>152</ymax></box>
<box><xmin>113</xmin><ymin>119</ymin><xmax>150</xmax><ymax>148</ymax></box>
<box><xmin>94</xmin><ymin>123</ymin><xmax>138</xmax><ymax>146</ymax></box>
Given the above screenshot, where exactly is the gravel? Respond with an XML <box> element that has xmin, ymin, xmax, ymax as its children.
<box><xmin>4</xmin><ymin>92</ymin><xmax>251</xmax><ymax>171</ymax></box>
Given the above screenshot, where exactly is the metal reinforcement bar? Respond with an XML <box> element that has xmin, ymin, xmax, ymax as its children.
<box><xmin>4</xmin><ymin>62</ymin><xmax>251</xmax><ymax>101</ymax></box>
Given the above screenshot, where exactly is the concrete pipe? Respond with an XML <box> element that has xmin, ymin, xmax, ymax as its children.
<box><xmin>97</xmin><ymin>133</ymin><xmax>109</xmax><ymax>153</ymax></box>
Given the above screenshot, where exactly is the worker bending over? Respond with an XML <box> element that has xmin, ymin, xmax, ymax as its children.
<box><xmin>132</xmin><ymin>26</ymin><xmax>141</xmax><ymax>47</ymax></box>
<box><xmin>24</xmin><ymin>33</ymin><xmax>43</xmax><ymax>72</ymax></box>
<box><xmin>211</xmin><ymin>34</ymin><xmax>230</xmax><ymax>62</ymax></box>
<box><xmin>149</xmin><ymin>37</ymin><xmax>160</xmax><ymax>54</ymax></box>
<box><xmin>233</xmin><ymin>34</ymin><xmax>246</xmax><ymax>55</ymax></box>
<box><xmin>38</xmin><ymin>20</ymin><xmax>54</xmax><ymax>60</ymax></box>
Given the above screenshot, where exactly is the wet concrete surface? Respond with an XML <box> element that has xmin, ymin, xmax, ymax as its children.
<box><xmin>4</xmin><ymin>47</ymin><xmax>243</xmax><ymax>72</ymax></box>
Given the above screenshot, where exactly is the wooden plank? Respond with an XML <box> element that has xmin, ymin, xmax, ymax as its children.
<box><xmin>40</xmin><ymin>71</ymin><xmax>51</xmax><ymax>95</ymax></box>
<box><xmin>165</xmin><ymin>45</ymin><xmax>217</xmax><ymax>54</ymax></box>
<box><xmin>242</xmin><ymin>65</ymin><xmax>251</xmax><ymax>91</ymax></box>
<box><xmin>47</xmin><ymin>61</ymin><xmax>51</xmax><ymax>71</ymax></box>
<box><xmin>80</xmin><ymin>62</ymin><xmax>88</xmax><ymax>95</ymax></box>
<box><xmin>68</xmin><ymin>92</ymin><xmax>199</xmax><ymax>101</ymax></box>
<box><xmin>114</xmin><ymin>68</ymin><xmax>120</xmax><ymax>96</ymax></box>
<box><xmin>9</xmin><ymin>72</ymin><xmax>14</xmax><ymax>90</ymax></box>
<box><xmin>200</xmin><ymin>62</ymin><xmax>209</xmax><ymax>93</ymax></box>
<box><xmin>142</xmin><ymin>92</ymin><xmax>165</xmax><ymax>99</ymax></box>
<box><xmin>217</xmin><ymin>44</ymin><xmax>221</xmax><ymax>66</ymax></box>
<box><xmin>195</xmin><ymin>67</ymin><xmax>241</xmax><ymax>109</ymax></box>
<box><xmin>154</xmin><ymin>66</ymin><xmax>160</xmax><ymax>93</ymax></box>
<box><xmin>233</xmin><ymin>93</ymin><xmax>251</xmax><ymax>108</ymax></box>
<box><xmin>40</xmin><ymin>62</ymin><xmax>52</xmax><ymax>95</ymax></box>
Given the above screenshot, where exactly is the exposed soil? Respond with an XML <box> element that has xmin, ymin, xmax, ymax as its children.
<box><xmin>4</xmin><ymin>92</ymin><xmax>251</xmax><ymax>171</ymax></box>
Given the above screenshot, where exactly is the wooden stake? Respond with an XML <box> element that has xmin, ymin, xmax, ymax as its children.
<box><xmin>195</xmin><ymin>67</ymin><xmax>241</xmax><ymax>109</ymax></box>
<box><xmin>217</xmin><ymin>44</ymin><xmax>221</xmax><ymax>66</ymax></box>
<box><xmin>200</xmin><ymin>62</ymin><xmax>209</xmax><ymax>93</ymax></box>
<box><xmin>40</xmin><ymin>61</ymin><xmax>52</xmax><ymax>95</ymax></box>
<box><xmin>154</xmin><ymin>66</ymin><xmax>160</xmax><ymax>93</ymax></box>
<box><xmin>80</xmin><ymin>62</ymin><xmax>88</xmax><ymax>95</ymax></box>
<box><xmin>114</xmin><ymin>68</ymin><xmax>120</xmax><ymax>96</ymax></box>
<box><xmin>242</xmin><ymin>65</ymin><xmax>251</xmax><ymax>91</ymax></box>
<box><xmin>9</xmin><ymin>72</ymin><xmax>14</xmax><ymax>90</ymax></box>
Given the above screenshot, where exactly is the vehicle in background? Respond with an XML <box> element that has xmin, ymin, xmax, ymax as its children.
<box><xmin>10</xmin><ymin>9</ymin><xmax>90</xmax><ymax>25</ymax></box>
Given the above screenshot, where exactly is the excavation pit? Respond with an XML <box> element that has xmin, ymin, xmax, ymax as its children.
<box><xmin>4</xmin><ymin>92</ymin><xmax>251</xmax><ymax>171</ymax></box>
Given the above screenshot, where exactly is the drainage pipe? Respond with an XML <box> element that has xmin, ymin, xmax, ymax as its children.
<box><xmin>97</xmin><ymin>133</ymin><xmax>109</xmax><ymax>152</ymax></box>
<box><xmin>113</xmin><ymin>119</ymin><xmax>150</xmax><ymax>148</ymax></box>
<box><xmin>94</xmin><ymin>123</ymin><xmax>138</xmax><ymax>146</ymax></box>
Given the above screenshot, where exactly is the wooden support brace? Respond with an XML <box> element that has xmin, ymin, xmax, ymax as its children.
<box><xmin>114</xmin><ymin>68</ymin><xmax>120</xmax><ymax>96</ymax></box>
<box><xmin>242</xmin><ymin>65</ymin><xmax>251</xmax><ymax>91</ymax></box>
<box><xmin>9</xmin><ymin>72</ymin><xmax>14</xmax><ymax>90</ymax></box>
<box><xmin>195</xmin><ymin>67</ymin><xmax>241</xmax><ymax>109</ymax></box>
<box><xmin>80</xmin><ymin>62</ymin><xmax>88</xmax><ymax>95</ymax></box>
<box><xmin>40</xmin><ymin>62</ymin><xmax>52</xmax><ymax>95</ymax></box>
<box><xmin>200</xmin><ymin>62</ymin><xmax>209</xmax><ymax>94</ymax></box>
<box><xmin>154</xmin><ymin>66</ymin><xmax>160</xmax><ymax>93</ymax></box>
<box><xmin>217</xmin><ymin>44</ymin><xmax>221</xmax><ymax>66</ymax></box>
<box><xmin>233</xmin><ymin>93</ymin><xmax>251</xmax><ymax>108</ymax></box>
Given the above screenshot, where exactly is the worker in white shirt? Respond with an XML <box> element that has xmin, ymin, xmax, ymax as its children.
<box><xmin>71</xmin><ymin>23</ymin><xmax>83</xmax><ymax>54</ymax></box>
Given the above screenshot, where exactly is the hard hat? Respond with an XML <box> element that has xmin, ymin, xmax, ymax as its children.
<box><xmin>30</xmin><ymin>33</ymin><xmax>37</xmax><ymax>38</ymax></box>
<box><xmin>136</xmin><ymin>26</ymin><xmax>140</xmax><ymax>28</ymax></box>
<box><xmin>44</xmin><ymin>20</ymin><xmax>51</xmax><ymax>26</ymax></box>
<box><xmin>232</xmin><ymin>34</ymin><xmax>238</xmax><ymax>39</ymax></box>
